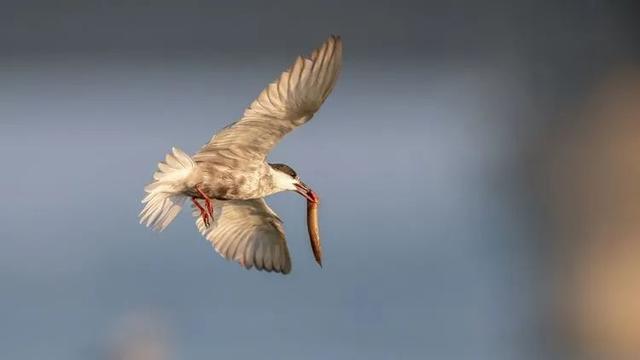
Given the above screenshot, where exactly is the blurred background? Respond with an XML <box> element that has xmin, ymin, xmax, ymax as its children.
<box><xmin>1</xmin><ymin>0</ymin><xmax>639</xmax><ymax>359</ymax></box>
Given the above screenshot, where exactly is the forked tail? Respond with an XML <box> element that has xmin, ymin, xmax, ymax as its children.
<box><xmin>139</xmin><ymin>147</ymin><xmax>195</xmax><ymax>231</ymax></box>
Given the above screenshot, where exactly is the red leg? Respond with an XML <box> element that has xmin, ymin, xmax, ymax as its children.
<box><xmin>195</xmin><ymin>184</ymin><xmax>214</xmax><ymax>221</ymax></box>
<box><xmin>191</xmin><ymin>197</ymin><xmax>210</xmax><ymax>227</ymax></box>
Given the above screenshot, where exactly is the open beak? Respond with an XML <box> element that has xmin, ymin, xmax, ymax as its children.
<box><xmin>295</xmin><ymin>181</ymin><xmax>319</xmax><ymax>203</ymax></box>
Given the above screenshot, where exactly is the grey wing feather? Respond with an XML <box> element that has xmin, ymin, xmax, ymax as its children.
<box><xmin>192</xmin><ymin>198</ymin><xmax>292</xmax><ymax>274</ymax></box>
<box><xmin>195</xmin><ymin>35</ymin><xmax>342</xmax><ymax>162</ymax></box>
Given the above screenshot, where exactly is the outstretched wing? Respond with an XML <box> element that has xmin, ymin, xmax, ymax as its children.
<box><xmin>193</xmin><ymin>198</ymin><xmax>292</xmax><ymax>274</ymax></box>
<box><xmin>194</xmin><ymin>35</ymin><xmax>342</xmax><ymax>162</ymax></box>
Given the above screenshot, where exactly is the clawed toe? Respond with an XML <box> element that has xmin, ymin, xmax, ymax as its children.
<box><xmin>194</xmin><ymin>184</ymin><xmax>214</xmax><ymax>227</ymax></box>
<box><xmin>192</xmin><ymin>196</ymin><xmax>213</xmax><ymax>228</ymax></box>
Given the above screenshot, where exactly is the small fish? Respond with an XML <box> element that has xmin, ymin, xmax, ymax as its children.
<box><xmin>307</xmin><ymin>196</ymin><xmax>322</xmax><ymax>267</ymax></box>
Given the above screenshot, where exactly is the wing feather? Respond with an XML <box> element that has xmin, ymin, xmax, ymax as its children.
<box><xmin>192</xmin><ymin>198</ymin><xmax>292</xmax><ymax>274</ymax></box>
<box><xmin>195</xmin><ymin>35</ymin><xmax>342</xmax><ymax>162</ymax></box>
<box><xmin>243</xmin><ymin>238</ymin><xmax>256</xmax><ymax>269</ymax></box>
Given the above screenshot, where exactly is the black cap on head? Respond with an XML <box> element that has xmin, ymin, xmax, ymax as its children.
<box><xmin>269</xmin><ymin>163</ymin><xmax>297</xmax><ymax>178</ymax></box>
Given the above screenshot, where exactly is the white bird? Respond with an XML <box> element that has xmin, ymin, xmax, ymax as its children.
<box><xmin>140</xmin><ymin>35</ymin><xmax>342</xmax><ymax>274</ymax></box>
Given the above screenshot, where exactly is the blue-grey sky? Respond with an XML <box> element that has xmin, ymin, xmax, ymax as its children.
<box><xmin>1</xmin><ymin>1</ymin><xmax>638</xmax><ymax>359</ymax></box>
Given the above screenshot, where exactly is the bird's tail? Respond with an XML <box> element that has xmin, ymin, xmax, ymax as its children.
<box><xmin>139</xmin><ymin>147</ymin><xmax>195</xmax><ymax>231</ymax></box>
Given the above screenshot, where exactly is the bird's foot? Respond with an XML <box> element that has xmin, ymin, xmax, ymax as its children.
<box><xmin>193</xmin><ymin>184</ymin><xmax>214</xmax><ymax>227</ymax></box>
<box><xmin>197</xmin><ymin>186</ymin><xmax>213</xmax><ymax>219</ymax></box>
<box><xmin>191</xmin><ymin>197</ymin><xmax>211</xmax><ymax>227</ymax></box>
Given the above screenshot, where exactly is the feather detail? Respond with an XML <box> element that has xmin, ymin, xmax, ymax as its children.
<box><xmin>139</xmin><ymin>147</ymin><xmax>195</xmax><ymax>231</ymax></box>
<box><xmin>193</xmin><ymin>198</ymin><xmax>292</xmax><ymax>274</ymax></box>
<box><xmin>195</xmin><ymin>35</ymin><xmax>343</xmax><ymax>162</ymax></box>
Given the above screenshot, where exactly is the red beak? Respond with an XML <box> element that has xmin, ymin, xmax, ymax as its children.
<box><xmin>295</xmin><ymin>182</ymin><xmax>319</xmax><ymax>203</ymax></box>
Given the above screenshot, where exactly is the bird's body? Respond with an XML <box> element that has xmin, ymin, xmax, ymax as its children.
<box><xmin>183</xmin><ymin>159</ymin><xmax>271</xmax><ymax>200</ymax></box>
<box><xmin>139</xmin><ymin>36</ymin><xmax>342</xmax><ymax>274</ymax></box>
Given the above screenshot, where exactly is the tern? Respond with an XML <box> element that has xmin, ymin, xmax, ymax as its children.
<box><xmin>139</xmin><ymin>35</ymin><xmax>342</xmax><ymax>274</ymax></box>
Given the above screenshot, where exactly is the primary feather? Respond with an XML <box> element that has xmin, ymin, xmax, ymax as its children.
<box><xmin>194</xmin><ymin>35</ymin><xmax>342</xmax><ymax>162</ymax></box>
<box><xmin>193</xmin><ymin>199</ymin><xmax>292</xmax><ymax>274</ymax></box>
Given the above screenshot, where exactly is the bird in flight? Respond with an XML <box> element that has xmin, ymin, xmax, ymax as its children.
<box><xmin>139</xmin><ymin>35</ymin><xmax>342</xmax><ymax>274</ymax></box>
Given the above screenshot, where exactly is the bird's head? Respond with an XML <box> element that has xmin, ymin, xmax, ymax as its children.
<box><xmin>269</xmin><ymin>163</ymin><xmax>319</xmax><ymax>203</ymax></box>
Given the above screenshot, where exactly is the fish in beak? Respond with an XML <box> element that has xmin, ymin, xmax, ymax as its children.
<box><xmin>295</xmin><ymin>181</ymin><xmax>319</xmax><ymax>203</ymax></box>
<box><xmin>295</xmin><ymin>180</ymin><xmax>322</xmax><ymax>267</ymax></box>
<box><xmin>307</xmin><ymin>199</ymin><xmax>322</xmax><ymax>267</ymax></box>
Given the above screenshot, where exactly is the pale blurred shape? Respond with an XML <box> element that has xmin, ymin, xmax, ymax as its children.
<box><xmin>547</xmin><ymin>68</ymin><xmax>640</xmax><ymax>357</ymax></box>
<box><xmin>107</xmin><ymin>310</ymin><xmax>172</xmax><ymax>360</ymax></box>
